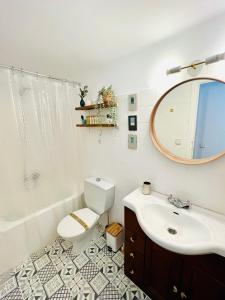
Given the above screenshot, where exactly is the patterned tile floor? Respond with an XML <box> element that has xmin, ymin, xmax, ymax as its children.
<box><xmin>0</xmin><ymin>235</ymin><xmax>150</xmax><ymax>299</ymax></box>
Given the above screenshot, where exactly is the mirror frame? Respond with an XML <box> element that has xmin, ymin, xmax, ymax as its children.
<box><xmin>150</xmin><ymin>77</ymin><xmax>225</xmax><ymax>165</ymax></box>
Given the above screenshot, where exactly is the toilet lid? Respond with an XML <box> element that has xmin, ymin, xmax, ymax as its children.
<box><xmin>57</xmin><ymin>208</ymin><xmax>99</xmax><ymax>239</ymax></box>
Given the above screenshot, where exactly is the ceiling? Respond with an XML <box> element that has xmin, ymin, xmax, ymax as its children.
<box><xmin>0</xmin><ymin>0</ymin><xmax>225</xmax><ymax>75</ymax></box>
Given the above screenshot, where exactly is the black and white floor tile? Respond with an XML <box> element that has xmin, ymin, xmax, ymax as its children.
<box><xmin>0</xmin><ymin>235</ymin><xmax>151</xmax><ymax>299</ymax></box>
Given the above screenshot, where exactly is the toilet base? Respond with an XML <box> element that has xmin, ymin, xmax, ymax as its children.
<box><xmin>71</xmin><ymin>225</ymin><xmax>100</xmax><ymax>255</ymax></box>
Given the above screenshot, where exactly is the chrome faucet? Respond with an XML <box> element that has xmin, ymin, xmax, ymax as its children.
<box><xmin>167</xmin><ymin>194</ymin><xmax>190</xmax><ymax>209</ymax></box>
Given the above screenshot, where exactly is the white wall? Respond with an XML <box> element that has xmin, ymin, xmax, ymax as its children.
<box><xmin>77</xmin><ymin>13</ymin><xmax>225</xmax><ymax>223</ymax></box>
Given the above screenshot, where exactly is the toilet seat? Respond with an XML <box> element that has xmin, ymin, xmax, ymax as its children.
<box><xmin>57</xmin><ymin>208</ymin><xmax>99</xmax><ymax>239</ymax></box>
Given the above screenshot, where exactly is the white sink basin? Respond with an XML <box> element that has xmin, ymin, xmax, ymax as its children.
<box><xmin>123</xmin><ymin>189</ymin><xmax>225</xmax><ymax>256</ymax></box>
<box><xmin>141</xmin><ymin>202</ymin><xmax>211</xmax><ymax>251</ymax></box>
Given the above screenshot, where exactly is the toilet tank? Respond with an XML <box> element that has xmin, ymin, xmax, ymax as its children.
<box><xmin>84</xmin><ymin>177</ymin><xmax>115</xmax><ymax>215</ymax></box>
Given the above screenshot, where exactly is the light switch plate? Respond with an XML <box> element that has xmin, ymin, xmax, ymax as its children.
<box><xmin>128</xmin><ymin>94</ymin><xmax>137</xmax><ymax>111</ymax></box>
<box><xmin>128</xmin><ymin>134</ymin><xmax>137</xmax><ymax>149</ymax></box>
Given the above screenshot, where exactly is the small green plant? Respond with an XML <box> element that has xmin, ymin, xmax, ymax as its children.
<box><xmin>97</xmin><ymin>85</ymin><xmax>115</xmax><ymax>104</ymax></box>
<box><xmin>79</xmin><ymin>85</ymin><xmax>88</xmax><ymax>99</ymax></box>
<box><xmin>96</xmin><ymin>85</ymin><xmax>117</xmax><ymax>126</ymax></box>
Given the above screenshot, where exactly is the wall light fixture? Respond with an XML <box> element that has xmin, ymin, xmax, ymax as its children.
<box><xmin>166</xmin><ymin>52</ymin><xmax>225</xmax><ymax>75</ymax></box>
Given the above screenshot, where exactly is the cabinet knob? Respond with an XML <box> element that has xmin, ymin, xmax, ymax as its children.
<box><xmin>130</xmin><ymin>270</ymin><xmax>134</xmax><ymax>275</ymax></box>
<box><xmin>129</xmin><ymin>252</ymin><xmax>135</xmax><ymax>258</ymax></box>
<box><xmin>172</xmin><ymin>285</ymin><xmax>178</xmax><ymax>294</ymax></box>
<box><xmin>130</xmin><ymin>236</ymin><xmax>135</xmax><ymax>243</ymax></box>
<box><xmin>181</xmin><ymin>292</ymin><xmax>187</xmax><ymax>299</ymax></box>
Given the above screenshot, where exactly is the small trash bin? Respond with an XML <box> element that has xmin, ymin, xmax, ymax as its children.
<box><xmin>105</xmin><ymin>223</ymin><xmax>124</xmax><ymax>252</ymax></box>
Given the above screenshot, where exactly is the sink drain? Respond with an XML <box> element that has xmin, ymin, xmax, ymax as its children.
<box><xmin>167</xmin><ymin>227</ymin><xmax>177</xmax><ymax>235</ymax></box>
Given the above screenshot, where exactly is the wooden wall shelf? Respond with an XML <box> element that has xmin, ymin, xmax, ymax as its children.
<box><xmin>76</xmin><ymin>124</ymin><xmax>116</xmax><ymax>128</ymax></box>
<box><xmin>75</xmin><ymin>103</ymin><xmax>117</xmax><ymax>111</ymax></box>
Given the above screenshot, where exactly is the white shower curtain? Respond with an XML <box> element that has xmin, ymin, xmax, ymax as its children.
<box><xmin>0</xmin><ymin>69</ymin><xmax>79</xmax><ymax>220</ymax></box>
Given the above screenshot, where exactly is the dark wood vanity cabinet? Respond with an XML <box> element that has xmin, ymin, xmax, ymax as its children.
<box><xmin>124</xmin><ymin>207</ymin><xmax>225</xmax><ymax>300</ymax></box>
<box><xmin>124</xmin><ymin>207</ymin><xmax>146</xmax><ymax>287</ymax></box>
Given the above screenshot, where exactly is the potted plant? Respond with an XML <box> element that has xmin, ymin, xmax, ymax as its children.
<box><xmin>96</xmin><ymin>85</ymin><xmax>117</xmax><ymax>126</ymax></box>
<box><xmin>79</xmin><ymin>85</ymin><xmax>88</xmax><ymax>107</ymax></box>
<box><xmin>97</xmin><ymin>85</ymin><xmax>116</xmax><ymax>106</ymax></box>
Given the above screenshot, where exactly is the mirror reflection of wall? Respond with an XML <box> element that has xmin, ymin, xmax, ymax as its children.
<box><xmin>193</xmin><ymin>81</ymin><xmax>225</xmax><ymax>159</ymax></box>
<box><xmin>154</xmin><ymin>79</ymin><xmax>225</xmax><ymax>161</ymax></box>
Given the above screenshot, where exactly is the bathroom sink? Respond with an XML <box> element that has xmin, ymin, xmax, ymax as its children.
<box><xmin>140</xmin><ymin>202</ymin><xmax>211</xmax><ymax>252</ymax></box>
<box><xmin>123</xmin><ymin>189</ymin><xmax>225</xmax><ymax>257</ymax></box>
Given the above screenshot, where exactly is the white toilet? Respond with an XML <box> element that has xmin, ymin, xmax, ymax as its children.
<box><xmin>57</xmin><ymin>177</ymin><xmax>115</xmax><ymax>255</ymax></box>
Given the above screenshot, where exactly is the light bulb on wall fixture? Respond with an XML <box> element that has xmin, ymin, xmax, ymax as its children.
<box><xmin>166</xmin><ymin>52</ymin><xmax>225</xmax><ymax>75</ymax></box>
<box><xmin>166</xmin><ymin>66</ymin><xmax>181</xmax><ymax>75</ymax></box>
<box><xmin>205</xmin><ymin>53</ymin><xmax>225</xmax><ymax>65</ymax></box>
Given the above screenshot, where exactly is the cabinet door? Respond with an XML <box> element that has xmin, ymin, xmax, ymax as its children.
<box><xmin>144</xmin><ymin>238</ymin><xmax>182</xmax><ymax>300</ymax></box>
<box><xmin>191</xmin><ymin>268</ymin><xmax>225</xmax><ymax>300</ymax></box>
<box><xmin>182</xmin><ymin>258</ymin><xmax>225</xmax><ymax>300</ymax></box>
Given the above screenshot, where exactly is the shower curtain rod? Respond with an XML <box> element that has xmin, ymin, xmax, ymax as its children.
<box><xmin>0</xmin><ymin>63</ymin><xmax>81</xmax><ymax>86</ymax></box>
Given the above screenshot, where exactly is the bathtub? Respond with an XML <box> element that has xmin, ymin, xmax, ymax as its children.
<box><xmin>0</xmin><ymin>194</ymin><xmax>81</xmax><ymax>274</ymax></box>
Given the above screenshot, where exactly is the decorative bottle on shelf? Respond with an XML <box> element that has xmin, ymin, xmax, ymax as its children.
<box><xmin>80</xmin><ymin>98</ymin><xmax>85</xmax><ymax>107</ymax></box>
<box><xmin>79</xmin><ymin>85</ymin><xmax>88</xmax><ymax>107</ymax></box>
<box><xmin>81</xmin><ymin>115</ymin><xmax>85</xmax><ymax>125</ymax></box>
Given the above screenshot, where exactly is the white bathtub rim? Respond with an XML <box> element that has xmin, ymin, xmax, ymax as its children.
<box><xmin>0</xmin><ymin>193</ymin><xmax>79</xmax><ymax>233</ymax></box>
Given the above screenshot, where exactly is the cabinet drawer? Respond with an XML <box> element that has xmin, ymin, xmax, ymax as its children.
<box><xmin>125</xmin><ymin>242</ymin><xmax>145</xmax><ymax>266</ymax></box>
<box><xmin>124</xmin><ymin>243</ymin><xmax>144</xmax><ymax>284</ymax></box>
<box><xmin>125</xmin><ymin>228</ymin><xmax>145</xmax><ymax>253</ymax></box>
<box><xmin>124</xmin><ymin>261</ymin><xmax>144</xmax><ymax>285</ymax></box>
<box><xmin>125</xmin><ymin>207</ymin><xmax>145</xmax><ymax>239</ymax></box>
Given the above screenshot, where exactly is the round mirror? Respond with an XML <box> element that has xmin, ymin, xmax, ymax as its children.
<box><xmin>150</xmin><ymin>77</ymin><xmax>225</xmax><ymax>164</ymax></box>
